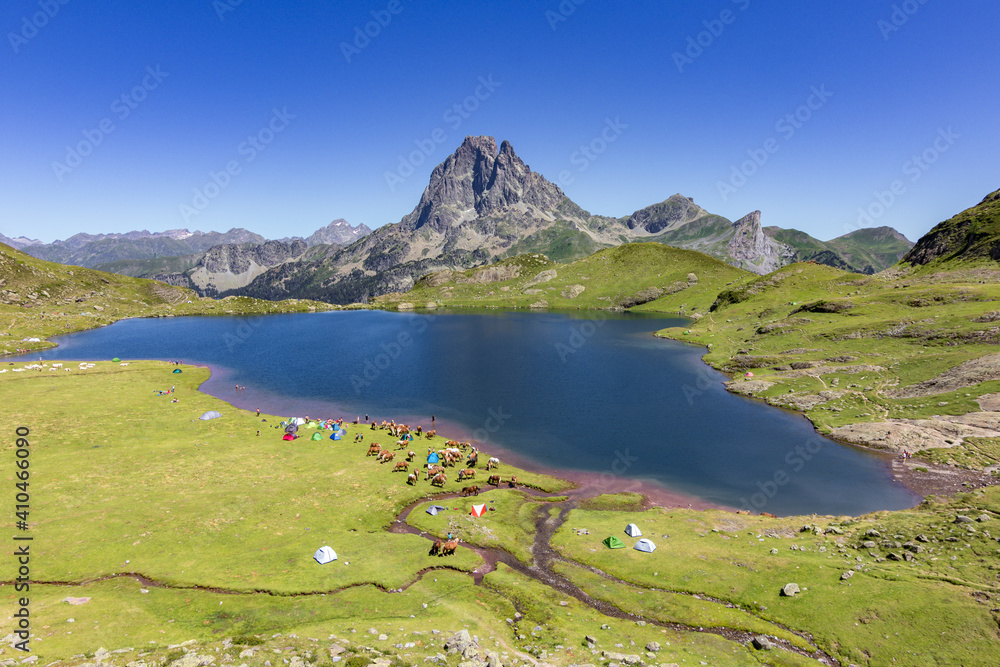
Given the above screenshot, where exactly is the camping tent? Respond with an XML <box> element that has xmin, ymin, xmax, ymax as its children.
<box><xmin>311</xmin><ymin>432</ymin><xmax>324</xmax><ymax>441</ymax></box>
<box><xmin>307</xmin><ymin>421</ymin><xmax>319</xmax><ymax>429</ymax></box>
<box><xmin>427</xmin><ymin>451</ymin><xmax>440</xmax><ymax>464</ymax></box>
<box><xmin>282</xmin><ymin>433</ymin><xmax>295</xmax><ymax>441</ymax></box>
<box><xmin>112</xmin><ymin>357</ymin><xmax>121</xmax><ymax>362</ymax></box>
<box><xmin>331</xmin><ymin>432</ymin><xmax>342</xmax><ymax>441</ymax></box>
<box><xmin>292</xmin><ymin>418</ymin><xmax>306</xmax><ymax>426</ymax></box>
<box><xmin>172</xmin><ymin>369</ymin><xmax>182</xmax><ymax>374</ymax></box>
<box><xmin>625</xmin><ymin>523</ymin><xmax>642</xmax><ymax>537</ymax></box>
<box><xmin>634</xmin><ymin>538</ymin><xmax>656</xmax><ymax>553</ymax></box>
<box><xmin>285</xmin><ymin>424</ymin><xmax>298</xmax><ymax>434</ymax></box>
<box><xmin>603</xmin><ymin>536</ymin><xmax>626</xmax><ymax>549</ymax></box>
<box><xmin>470</xmin><ymin>504</ymin><xmax>487</xmax><ymax>517</ymax></box>
<box><xmin>199</xmin><ymin>410</ymin><xmax>222</xmax><ymax>420</ymax></box>
<box><xmin>332</xmin><ymin>424</ymin><xmax>340</xmax><ymax>432</ymax></box>
<box><xmin>313</xmin><ymin>546</ymin><xmax>337</xmax><ymax>564</ymax></box>
<box><xmin>426</xmin><ymin>505</ymin><xmax>447</xmax><ymax>516</ymax></box>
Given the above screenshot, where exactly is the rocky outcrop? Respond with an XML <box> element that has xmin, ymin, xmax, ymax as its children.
<box><xmin>187</xmin><ymin>240</ymin><xmax>307</xmax><ymax>296</ymax></box>
<box><xmin>903</xmin><ymin>187</ymin><xmax>1000</xmax><ymax>265</ymax></box>
<box><xmin>727</xmin><ymin>211</ymin><xmax>796</xmax><ymax>274</ymax></box>
<box><xmin>304</xmin><ymin>218</ymin><xmax>372</xmax><ymax>246</ymax></box>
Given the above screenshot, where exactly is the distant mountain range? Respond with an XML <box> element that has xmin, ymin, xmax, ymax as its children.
<box><xmin>1</xmin><ymin>136</ymin><xmax>915</xmax><ymax>305</ymax></box>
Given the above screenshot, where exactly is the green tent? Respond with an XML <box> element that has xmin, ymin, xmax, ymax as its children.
<box><xmin>603</xmin><ymin>536</ymin><xmax>625</xmax><ymax>549</ymax></box>
<box><xmin>310</xmin><ymin>432</ymin><xmax>324</xmax><ymax>441</ymax></box>
<box><xmin>172</xmin><ymin>369</ymin><xmax>182</xmax><ymax>374</ymax></box>
<box><xmin>112</xmin><ymin>357</ymin><xmax>121</xmax><ymax>362</ymax></box>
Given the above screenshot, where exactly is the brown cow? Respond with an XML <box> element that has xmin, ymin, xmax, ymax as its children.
<box><xmin>366</xmin><ymin>443</ymin><xmax>382</xmax><ymax>457</ymax></box>
<box><xmin>431</xmin><ymin>472</ymin><xmax>446</xmax><ymax>487</ymax></box>
<box><xmin>393</xmin><ymin>461</ymin><xmax>408</xmax><ymax>473</ymax></box>
<box><xmin>457</xmin><ymin>468</ymin><xmax>476</xmax><ymax>481</ymax></box>
<box><xmin>488</xmin><ymin>474</ymin><xmax>501</xmax><ymax>486</ymax></box>
<box><xmin>462</xmin><ymin>485</ymin><xmax>480</xmax><ymax>496</ymax></box>
<box><xmin>439</xmin><ymin>539</ymin><xmax>458</xmax><ymax>556</ymax></box>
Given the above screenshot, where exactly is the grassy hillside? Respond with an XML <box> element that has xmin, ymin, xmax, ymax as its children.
<box><xmin>903</xmin><ymin>187</ymin><xmax>1000</xmax><ymax>266</ymax></box>
<box><xmin>0</xmin><ymin>242</ymin><xmax>335</xmax><ymax>355</ymax></box>
<box><xmin>93</xmin><ymin>252</ymin><xmax>204</xmax><ymax>278</ymax></box>
<box><xmin>372</xmin><ymin>242</ymin><xmax>751</xmax><ymax>314</ymax></box>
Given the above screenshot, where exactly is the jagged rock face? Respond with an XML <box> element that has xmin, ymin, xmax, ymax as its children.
<box><xmin>401</xmin><ymin>137</ymin><xmax>565</xmax><ymax>233</ymax></box>
<box><xmin>625</xmin><ymin>195</ymin><xmax>707</xmax><ymax>234</ymax></box>
<box><xmin>200</xmin><ymin>240</ymin><xmax>307</xmax><ymax>274</ymax></box>
<box><xmin>727</xmin><ymin>211</ymin><xmax>796</xmax><ymax>274</ymax></box>
<box><xmin>305</xmin><ymin>219</ymin><xmax>372</xmax><ymax>246</ymax></box>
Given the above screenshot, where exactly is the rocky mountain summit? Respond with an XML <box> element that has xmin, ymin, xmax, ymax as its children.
<box><xmin>303</xmin><ymin>218</ymin><xmax>372</xmax><ymax>246</ymax></box>
<box><xmin>727</xmin><ymin>210</ymin><xmax>797</xmax><ymax>274</ymax></box>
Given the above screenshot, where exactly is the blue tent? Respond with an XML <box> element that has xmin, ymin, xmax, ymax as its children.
<box><xmin>427</xmin><ymin>451</ymin><xmax>440</xmax><ymax>464</ymax></box>
<box><xmin>331</xmin><ymin>432</ymin><xmax>342</xmax><ymax>441</ymax></box>
<box><xmin>332</xmin><ymin>424</ymin><xmax>340</xmax><ymax>432</ymax></box>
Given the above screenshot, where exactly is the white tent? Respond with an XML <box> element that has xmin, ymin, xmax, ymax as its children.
<box><xmin>625</xmin><ymin>523</ymin><xmax>642</xmax><ymax>537</ymax></box>
<box><xmin>634</xmin><ymin>538</ymin><xmax>656</xmax><ymax>553</ymax></box>
<box><xmin>199</xmin><ymin>410</ymin><xmax>222</xmax><ymax>420</ymax></box>
<box><xmin>313</xmin><ymin>546</ymin><xmax>337</xmax><ymax>564</ymax></box>
<box><xmin>292</xmin><ymin>418</ymin><xmax>306</xmax><ymax>426</ymax></box>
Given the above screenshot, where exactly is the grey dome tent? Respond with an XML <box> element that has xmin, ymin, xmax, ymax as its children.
<box><xmin>285</xmin><ymin>423</ymin><xmax>299</xmax><ymax>434</ymax></box>
<box><xmin>199</xmin><ymin>410</ymin><xmax>222</xmax><ymax>420</ymax></box>
<box><xmin>313</xmin><ymin>546</ymin><xmax>337</xmax><ymax>564</ymax></box>
<box><xmin>625</xmin><ymin>523</ymin><xmax>642</xmax><ymax>537</ymax></box>
<box><xmin>634</xmin><ymin>538</ymin><xmax>656</xmax><ymax>553</ymax></box>
<box><xmin>426</xmin><ymin>505</ymin><xmax>447</xmax><ymax>516</ymax></box>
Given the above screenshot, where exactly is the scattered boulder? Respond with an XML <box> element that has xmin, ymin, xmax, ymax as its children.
<box><xmin>781</xmin><ymin>583</ymin><xmax>800</xmax><ymax>597</ymax></box>
<box><xmin>955</xmin><ymin>515</ymin><xmax>974</xmax><ymax>524</ymax></box>
<box><xmin>561</xmin><ymin>284</ymin><xmax>586</xmax><ymax>299</ymax></box>
<box><xmin>529</xmin><ymin>300</ymin><xmax>549</xmax><ymax>309</ymax></box>
<box><xmin>978</xmin><ymin>514</ymin><xmax>992</xmax><ymax>522</ymax></box>
<box><xmin>751</xmin><ymin>635</ymin><xmax>774</xmax><ymax>650</ymax></box>
<box><xmin>525</xmin><ymin>269</ymin><xmax>558</xmax><ymax>287</ymax></box>
<box><xmin>687</xmin><ymin>273</ymin><xmax>698</xmax><ymax>284</ymax></box>
<box><xmin>645</xmin><ymin>642</ymin><xmax>660</xmax><ymax>652</ymax></box>
<box><xmin>840</xmin><ymin>570</ymin><xmax>855</xmax><ymax>581</ymax></box>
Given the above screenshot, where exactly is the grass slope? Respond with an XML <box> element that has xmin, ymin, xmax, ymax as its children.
<box><xmin>0</xmin><ymin>242</ymin><xmax>335</xmax><ymax>356</ymax></box>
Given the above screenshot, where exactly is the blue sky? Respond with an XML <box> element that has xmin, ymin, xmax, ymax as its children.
<box><xmin>1</xmin><ymin>0</ymin><xmax>997</xmax><ymax>244</ymax></box>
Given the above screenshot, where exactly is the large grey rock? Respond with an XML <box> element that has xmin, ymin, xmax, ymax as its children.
<box><xmin>751</xmin><ymin>635</ymin><xmax>774</xmax><ymax>650</ymax></box>
<box><xmin>780</xmin><ymin>583</ymin><xmax>800</xmax><ymax>597</ymax></box>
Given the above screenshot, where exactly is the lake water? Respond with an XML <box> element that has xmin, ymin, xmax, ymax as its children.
<box><xmin>22</xmin><ymin>309</ymin><xmax>920</xmax><ymax>515</ymax></box>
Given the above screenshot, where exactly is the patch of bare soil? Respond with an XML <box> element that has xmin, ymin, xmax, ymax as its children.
<box><xmin>890</xmin><ymin>352</ymin><xmax>1000</xmax><ymax>398</ymax></box>
<box><xmin>890</xmin><ymin>459</ymin><xmax>999</xmax><ymax>497</ymax></box>
<box><xmin>828</xmin><ymin>413</ymin><xmax>1000</xmax><ymax>454</ymax></box>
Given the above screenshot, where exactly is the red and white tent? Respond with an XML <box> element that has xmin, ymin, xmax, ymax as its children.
<box><xmin>470</xmin><ymin>503</ymin><xmax>487</xmax><ymax>517</ymax></box>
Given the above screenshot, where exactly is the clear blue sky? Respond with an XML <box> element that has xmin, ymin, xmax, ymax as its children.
<box><xmin>1</xmin><ymin>0</ymin><xmax>997</xmax><ymax>244</ymax></box>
